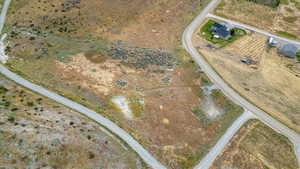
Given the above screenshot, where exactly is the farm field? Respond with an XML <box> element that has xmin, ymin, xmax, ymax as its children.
<box><xmin>214</xmin><ymin>0</ymin><xmax>300</xmax><ymax>40</ymax></box>
<box><xmin>194</xmin><ymin>30</ymin><xmax>300</xmax><ymax>133</ymax></box>
<box><xmin>1</xmin><ymin>0</ymin><xmax>246</xmax><ymax>168</ymax></box>
<box><xmin>210</xmin><ymin>120</ymin><xmax>299</xmax><ymax>169</ymax></box>
<box><xmin>0</xmin><ymin>75</ymin><xmax>145</xmax><ymax>169</ymax></box>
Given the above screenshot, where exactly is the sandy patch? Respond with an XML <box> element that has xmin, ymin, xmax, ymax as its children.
<box><xmin>112</xmin><ymin>96</ymin><xmax>134</xmax><ymax>119</ymax></box>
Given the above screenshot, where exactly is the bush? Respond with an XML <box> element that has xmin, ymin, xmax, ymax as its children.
<box><xmin>283</xmin><ymin>16</ymin><xmax>298</xmax><ymax>23</ymax></box>
<box><xmin>247</xmin><ymin>0</ymin><xmax>280</xmax><ymax>8</ymax></box>
<box><xmin>296</xmin><ymin>52</ymin><xmax>300</xmax><ymax>61</ymax></box>
<box><xmin>26</xmin><ymin>101</ymin><xmax>35</xmax><ymax>107</ymax></box>
<box><xmin>0</xmin><ymin>86</ymin><xmax>8</xmax><ymax>94</ymax></box>
<box><xmin>276</xmin><ymin>31</ymin><xmax>297</xmax><ymax>39</ymax></box>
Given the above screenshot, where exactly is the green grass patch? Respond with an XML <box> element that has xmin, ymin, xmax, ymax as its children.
<box><xmin>276</xmin><ymin>31</ymin><xmax>297</xmax><ymax>39</ymax></box>
<box><xmin>216</xmin><ymin>1</ymin><xmax>226</xmax><ymax>10</ymax></box>
<box><xmin>192</xmin><ymin>106</ymin><xmax>211</xmax><ymax>125</ymax></box>
<box><xmin>128</xmin><ymin>97</ymin><xmax>144</xmax><ymax>118</ymax></box>
<box><xmin>291</xmin><ymin>0</ymin><xmax>300</xmax><ymax>10</ymax></box>
<box><xmin>280</xmin><ymin>0</ymin><xmax>289</xmax><ymax>5</ymax></box>
<box><xmin>211</xmin><ymin>89</ymin><xmax>243</xmax><ymax>115</ymax></box>
<box><xmin>296</xmin><ymin>52</ymin><xmax>300</xmax><ymax>61</ymax></box>
<box><xmin>199</xmin><ymin>20</ymin><xmax>246</xmax><ymax>47</ymax></box>
<box><xmin>0</xmin><ymin>86</ymin><xmax>8</xmax><ymax>94</ymax></box>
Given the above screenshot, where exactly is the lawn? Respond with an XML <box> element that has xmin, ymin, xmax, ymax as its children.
<box><xmin>276</xmin><ymin>31</ymin><xmax>298</xmax><ymax>39</ymax></box>
<box><xmin>199</xmin><ymin>20</ymin><xmax>246</xmax><ymax>47</ymax></box>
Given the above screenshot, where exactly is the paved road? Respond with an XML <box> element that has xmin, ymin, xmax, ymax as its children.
<box><xmin>0</xmin><ymin>0</ymin><xmax>10</xmax><ymax>33</ymax></box>
<box><xmin>182</xmin><ymin>0</ymin><xmax>300</xmax><ymax>167</ymax></box>
<box><xmin>0</xmin><ymin>1</ymin><xmax>166</xmax><ymax>168</ymax></box>
<box><xmin>207</xmin><ymin>13</ymin><xmax>300</xmax><ymax>47</ymax></box>
<box><xmin>194</xmin><ymin>111</ymin><xmax>255</xmax><ymax>169</ymax></box>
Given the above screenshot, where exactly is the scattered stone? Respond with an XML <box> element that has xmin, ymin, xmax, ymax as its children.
<box><xmin>116</xmin><ymin>80</ymin><xmax>128</xmax><ymax>87</ymax></box>
<box><xmin>161</xmin><ymin>77</ymin><xmax>171</xmax><ymax>83</ymax></box>
<box><xmin>107</xmin><ymin>44</ymin><xmax>176</xmax><ymax>71</ymax></box>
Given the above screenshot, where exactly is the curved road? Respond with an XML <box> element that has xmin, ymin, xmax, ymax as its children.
<box><xmin>0</xmin><ymin>1</ymin><xmax>166</xmax><ymax>168</ymax></box>
<box><xmin>182</xmin><ymin>0</ymin><xmax>300</xmax><ymax>167</ymax></box>
<box><xmin>194</xmin><ymin>111</ymin><xmax>255</xmax><ymax>169</ymax></box>
<box><xmin>0</xmin><ymin>67</ymin><xmax>167</xmax><ymax>169</ymax></box>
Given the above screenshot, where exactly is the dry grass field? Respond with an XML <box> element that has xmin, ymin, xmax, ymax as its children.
<box><xmin>214</xmin><ymin>0</ymin><xmax>300</xmax><ymax>40</ymax></box>
<box><xmin>1</xmin><ymin>0</ymin><xmax>247</xmax><ymax>168</ymax></box>
<box><xmin>0</xmin><ymin>75</ymin><xmax>145</xmax><ymax>169</ymax></box>
<box><xmin>210</xmin><ymin>120</ymin><xmax>299</xmax><ymax>169</ymax></box>
<box><xmin>194</xmin><ymin>30</ymin><xmax>300</xmax><ymax>132</ymax></box>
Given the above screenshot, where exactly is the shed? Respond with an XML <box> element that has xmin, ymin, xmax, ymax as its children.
<box><xmin>280</xmin><ymin>44</ymin><xmax>298</xmax><ymax>58</ymax></box>
<box><xmin>209</xmin><ymin>23</ymin><xmax>231</xmax><ymax>40</ymax></box>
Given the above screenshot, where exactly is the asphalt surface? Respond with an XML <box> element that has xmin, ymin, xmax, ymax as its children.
<box><xmin>0</xmin><ymin>1</ymin><xmax>167</xmax><ymax>169</ymax></box>
<box><xmin>182</xmin><ymin>0</ymin><xmax>300</xmax><ymax>167</ymax></box>
<box><xmin>0</xmin><ymin>0</ymin><xmax>10</xmax><ymax>33</ymax></box>
<box><xmin>194</xmin><ymin>111</ymin><xmax>255</xmax><ymax>169</ymax></box>
<box><xmin>207</xmin><ymin>13</ymin><xmax>300</xmax><ymax>47</ymax></box>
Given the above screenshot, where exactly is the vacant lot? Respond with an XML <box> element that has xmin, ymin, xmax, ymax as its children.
<box><xmin>214</xmin><ymin>0</ymin><xmax>300</xmax><ymax>40</ymax></box>
<box><xmin>210</xmin><ymin>120</ymin><xmax>299</xmax><ymax>169</ymax></box>
<box><xmin>2</xmin><ymin>0</ymin><xmax>246</xmax><ymax>168</ymax></box>
<box><xmin>0</xmin><ymin>75</ymin><xmax>145</xmax><ymax>169</ymax></box>
<box><xmin>194</xmin><ymin>31</ymin><xmax>300</xmax><ymax>132</ymax></box>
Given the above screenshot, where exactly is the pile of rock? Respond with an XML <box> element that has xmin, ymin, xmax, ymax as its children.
<box><xmin>107</xmin><ymin>44</ymin><xmax>176</xmax><ymax>71</ymax></box>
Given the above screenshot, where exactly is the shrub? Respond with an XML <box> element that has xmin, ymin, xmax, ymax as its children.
<box><xmin>247</xmin><ymin>0</ymin><xmax>280</xmax><ymax>8</ymax></box>
<box><xmin>0</xmin><ymin>86</ymin><xmax>8</xmax><ymax>94</ymax></box>
<box><xmin>296</xmin><ymin>52</ymin><xmax>300</xmax><ymax>61</ymax></box>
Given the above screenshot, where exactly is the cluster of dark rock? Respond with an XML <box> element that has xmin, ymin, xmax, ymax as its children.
<box><xmin>107</xmin><ymin>45</ymin><xmax>176</xmax><ymax>71</ymax></box>
<box><xmin>116</xmin><ymin>80</ymin><xmax>128</xmax><ymax>87</ymax></box>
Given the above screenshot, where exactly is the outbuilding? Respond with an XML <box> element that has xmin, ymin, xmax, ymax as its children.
<box><xmin>280</xmin><ymin>44</ymin><xmax>298</xmax><ymax>58</ymax></box>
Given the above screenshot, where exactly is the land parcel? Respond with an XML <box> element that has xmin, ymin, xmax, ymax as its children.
<box><xmin>2</xmin><ymin>0</ymin><xmax>245</xmax><ymax>168</ymax></box>
<box><xmin>194</xmin><ymin>29</ymin><xmax>300</xmax><ymax>132</ymax></box>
